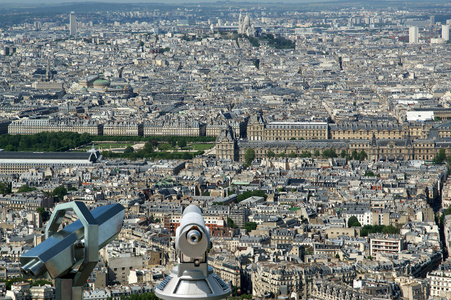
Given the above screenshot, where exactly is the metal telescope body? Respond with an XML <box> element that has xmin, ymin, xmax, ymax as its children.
<box><xmin>20</xmin><ymin>202</ymin><xmax>125</xmax><ymax>300</ymax></box>
<box><xmin>155</xmin><ymin>205</ymin><xmax>231</xmax><ymax>300</ymax></box>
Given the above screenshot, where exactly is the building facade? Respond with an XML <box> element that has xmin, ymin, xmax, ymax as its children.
<box><xmin>427</xmin><ymin>267</ymin><xmax>451</xmax><ymax>299</ymax></box>
<box><xmin>8</xmin><ymin>118</ymin><xmax>103</xmax><ymax>136</ymax></box>
<box><xmin>103</xmin><ymin>121</ymin><xmax>144</xmax><ymax>136</ymax></box>
<box><xmin>69</xmin><ymin>12</ymin><xmax>76</xmax><ymax>35</ymax></box>
<box><xmin>217</xmin><ymin>126</ymin><xmax>451</xmax><ymax>163</ymax></box>
<box><xmin>409</xmin><ymin>26</ymin><xmax>419</xmax><ymax>44</ymax></box>
<box><xmin>369</xmin><ymin>235</ymin><xmax>404</xmax><ymax>257</ymax></box>
<box><xmin>143</xmin><ymin>120</ymin><xmax>206</xmax><ymax>137</ymax></box>
<box><xmin>247</xmin><ymin>114</ymin><xmax>328</xmax><ymax>141</ymax></box>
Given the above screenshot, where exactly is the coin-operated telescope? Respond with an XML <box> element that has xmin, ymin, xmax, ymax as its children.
<box><xmin>20</xmin><ymin>202</ymin><xmax>125</xmax><ymax>300</ymax></box>
<box><xmin>155</xmin><ymin>205</ymin><xmax>231</xmax><ymax>300</ymax></box>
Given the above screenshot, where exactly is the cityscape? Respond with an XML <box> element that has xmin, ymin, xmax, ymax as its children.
<box><xmin>0</xmin><ymin>0</ymin><xmax>451</xmax><ymax>299</ymax></box>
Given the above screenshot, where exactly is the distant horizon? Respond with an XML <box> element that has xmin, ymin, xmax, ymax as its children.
<box><xmin>0</xmin><ymin>0</ymin><xmax>448</xmax><ymax>3</ymax></box>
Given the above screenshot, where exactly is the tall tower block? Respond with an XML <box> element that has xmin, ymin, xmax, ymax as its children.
<box><xmin>409</xmin><ymin>26</ymin><xmax>419</xmax><ymax>44</ymax></box>
<box><xmin>69</xmin><ymin>11</ymin><xmax>76</xmax><ymax>36</ymax></box>
<box><xmin>442</xmin><ymin>25</ymin><xmax>450</xmax><ymax>41</ymax></box>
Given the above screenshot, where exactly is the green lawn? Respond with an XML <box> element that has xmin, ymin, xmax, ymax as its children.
<box><xmin>190</xmin><ymin>143</ymin><xmax>215</xmax><ymax>151</ymax></box>
<box><xmin>80</xmin><ymin>143</ymin><xmax>135</xmax><ymax>150</ymax></box>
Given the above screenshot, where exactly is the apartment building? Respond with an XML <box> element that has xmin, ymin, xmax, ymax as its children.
<box><xmin>427</xmin><ymin>267</ymin><xmax>451</xmax><ymax>299</ymax></box>
<box><xmin>369</xmin><ymin>234</ymin><xmax>404</xmax><ymax>257</ymax></box>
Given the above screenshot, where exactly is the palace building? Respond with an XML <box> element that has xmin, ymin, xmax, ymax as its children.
<box><xmin>247</xmin><ymin>114</ymin><xmax>329</xmax><ymax>141</ymax></box>
<box><xmin>217</xmin><ymin>125</ymin><xmax>451</xmax><ymax>163</ymax></box>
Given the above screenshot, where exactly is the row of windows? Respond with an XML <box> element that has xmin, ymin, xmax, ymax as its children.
<box><xmin>267</xmin><ymin>125</ymin><xmax>326</xmax><ymax>129</ymax></box>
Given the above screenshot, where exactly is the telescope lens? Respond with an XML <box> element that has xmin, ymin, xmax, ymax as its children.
<box><xmin>186</xmin><ymin>229</ymin><xmax>202</xmax><ymax>245</ymax></box>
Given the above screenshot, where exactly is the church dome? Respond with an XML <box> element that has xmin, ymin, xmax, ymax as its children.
<box><xmin>93</xmin><ymin>78</ymin><xmax>110</xmax><ymax>88</ymax></box>
<box><xmin>244</xmin><ymin>15</ymin><xmax>250</xmax><ymax>26</ymax></box>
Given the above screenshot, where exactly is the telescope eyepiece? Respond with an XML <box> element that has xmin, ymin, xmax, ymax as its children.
<box><xmin>186</xmin><ymin>228</ymin><xmax>202</xmax><ymax>245</ymax></box>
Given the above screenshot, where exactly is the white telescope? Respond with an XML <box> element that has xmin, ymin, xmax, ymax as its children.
<box><xmin>155</xmin><ymin>205</ymin><xmax>231</xmax><ymax>300</ymax></box>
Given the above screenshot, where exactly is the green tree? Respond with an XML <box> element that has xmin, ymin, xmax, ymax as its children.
<box><xmin>52</xmin><ymin>186</ymin><xmax>68</xmax><ymax>201</ymax></box>
<box><xmin>266</xmin><ymin>150</ymin><xmax>275</xmax><ymax>158</ymax></box>
<box><xmin>0</xmin><ymin>182</ymin><xmax>11</xmax><ymax>194</ymax></box>
<box><xmin>0</xmin><ymin>132</ymin><xmax>93</xmax><ymax>152</ymax></box>
<box><xmin>124</xmin><ymin>146</ymin><xmax>134</xmax><ymax>154</ymax></box>
<box><xmin>347</xmin><ymin>216</ymin><xmax>360</xmax><ymax>228</ymax></box>
<box><xmin>358</xmin><ymin>150</ymin><xmax>367</xmax><ymax>161</ymax></box>
<box><xmin>244</xmin><ymin>222</ymin><xmax>257</xmax><ymax>233</ymax></box>
<box><xmin>300</xmin><ymin>151</ymin><xmax>311</xmax><ymax>158</ymax></box>
<box><xmin>433</xmin><ymin>149</ymin><xmax>447</xmax><ymax>164</ymax></box>
<box><xmin>36</xmin><ymin>207</ymin><xmax>49</xmax><ymax>221</ymax></box>
<box><xmin>118</xmin><ymin>292</ymin><xmax>159</xmax><ymax>299</ymax></box>
<box><xmin>364</xmin><ymin>171</ymin><xmax>375</xmax><ymax>177</ymax></box>
<box><xmin>276</xmin><ymin>152</ymin><xmax>286</xmax><ymax>158</ymax></box>
<box><xmin>322</xmin><ymin>148</ymin><xmax>338</xmax><ymax>158</ymax></box>
<box><xmin>360</xmin><ymin>224</ymin><xmax>400</xmax><ymax>237</ymax></box>
<box><xmin>289</xmin><ymin>151</ymin><xmax>297</xmax><ymax>158</ymax></box>
<box><xmin>313</xmin><ymin>150</ymin><xmax>320</xmax><ymax>157</ymax></box>
<box><xmin>382</xmin><ymin>225</ymin><xmax>399</xmax><ymax>234</ymax></box>
<box><xmin>31</xmin><ymin>279</ymin><xmax>53</xmax><ymax>286</ymax></box>
<box><xmin>247</xmin><ymin>36</ymin><xmax>260</xmax><ymax>47</ymax></box>
<box><xmin>178</xmin><ymin>139</ymin><xmax>187</xmax><ymax>149</ymax></box>
<box><xmin>17</xmin><ymin>185</ymin><xmax>36</xmax><ymax>193</ymax></box>
<box><xmin>244</xmin><ymin>148</ymin><xmax>256</xmax><ymax>166</ymax></box>
<box><xmin>227</xmin><ymin>217</ymin><xmax>238</xmax><ymax>228</ymax></box>
<box><xmin>143</xmin><ymin>142</ymin><xmax>154</xmax><ymax>153</ymax></box>
<box><xmin>340</xmin><ymin>149</ymin><xmax>347</xmax><ymax>158</ymax></box>
<box><xmin>36</xmin><ymin>207</ymin><xmax>45</xmax><ymax>215</ymax></box>
<box><xmin>158</xmin><ymin>143</ymin><xmax>172</xmax><ymax>151</ymax></box>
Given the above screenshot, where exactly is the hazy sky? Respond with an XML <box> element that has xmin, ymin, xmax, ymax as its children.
<box><xmin>0</xmin><ymin>0</ymin><xmax>409</xmax><ymax>3</ymax></box>
<box><xmin>0</xmin><ymin>0</ymin><xmax>446</xmax><ymax>6</ymax></box>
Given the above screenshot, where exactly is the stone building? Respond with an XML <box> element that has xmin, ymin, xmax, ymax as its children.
<box><xmin>209</xmin><ymin>256</ymin><xmax>241</xmax><ymax>288</ymax></box>
<box><xmin>247</xmin><ymin>114</ymin><xmax>328</xmax><ymax>141</ymax></box>
<box><xmin>143</xmin><ymin>120</ymin><xmax>206</xmax><ymax>137</ymax></box>
<box><xmin>427</xmin><ymin>263</ymin><xmax>451</xmax><ymax>299</ymax></box>
<box><xmin>216</xmin><ymin>128</ymin><xmax>238</xmax><ymax>161</ymax></box>
<box><xmin>251</xmin><ymin>262</ymin><xmax>303</xmax><ymax>299</ymax></box>
<box><xmin>103</xmin><ymin>121</ymin><xmax>143</xmax><ymax>136</ymax></box>
<box><xmin>237</xmin><ymin>139</ymin><xmax>348</xmax><ymax>162</ymax></box>
<box><xmin>8</xmin><ymin>117</ymin><xmax>103</xmax><ymax>136</ymax></box>
<box><xmin>217</xmin><ymin>126</ymin><xmax>451</xmax><ymax>163</ymax></box>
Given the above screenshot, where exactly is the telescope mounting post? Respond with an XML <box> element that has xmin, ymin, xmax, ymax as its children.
<box><xmin>46</xmin><ymin>202</ymin><xmax>99</xmax><ymax>300</ymax></box>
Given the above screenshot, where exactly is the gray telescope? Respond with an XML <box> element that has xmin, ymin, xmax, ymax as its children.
<box><xmin>155</xmin><ymin>205</ymin><xmax>231</xmax><ymax>300</ymax></box>
<box><xmin>20</xmin><ymin>201</ymin><xmax>125</xmax><ymax>300</ymax></box>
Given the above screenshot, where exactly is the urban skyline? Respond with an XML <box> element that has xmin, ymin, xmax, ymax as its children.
<box><xmin>0</xmin><ymin>1</ymin><xmax>450</xmax><ymax>300</ymax></box>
